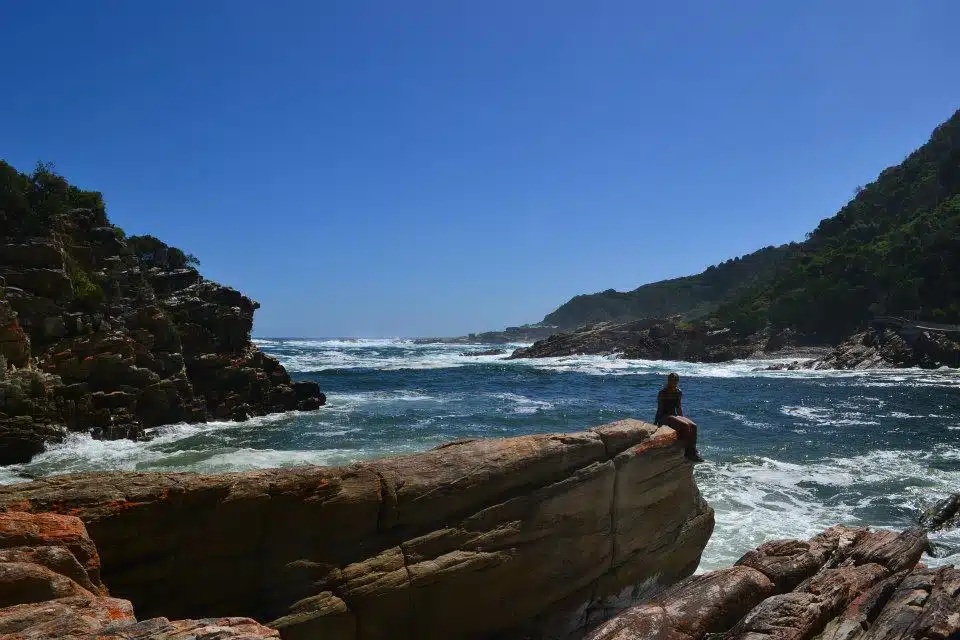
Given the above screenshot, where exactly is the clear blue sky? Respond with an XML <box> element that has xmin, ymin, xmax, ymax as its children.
<box><xmin>1</xmin><ymin>2</ymin><xmax>957</xmax><ymax>337</ymax></box>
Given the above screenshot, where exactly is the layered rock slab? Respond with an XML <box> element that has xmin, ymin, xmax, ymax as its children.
<box><xmin>587</xmin><ymin>526</ymin><xmax>955</xmax><ymax>640</ymax></box>
<box><xmin>0</xmin><ymin>419</ymin><xmax>714</xmax><ymax>640</ymax></box>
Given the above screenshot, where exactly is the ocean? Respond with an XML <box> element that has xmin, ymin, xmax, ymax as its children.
<box><xmin>3</xmin><ymin>338</ymin><xmax>959</xmax><ymax>571</ymax></box>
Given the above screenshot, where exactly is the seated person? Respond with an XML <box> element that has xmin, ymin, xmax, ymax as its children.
<box><xmin>654</xmin><ymin>372</ymin><xmax>704</xmax><ymax>463</ymax></box>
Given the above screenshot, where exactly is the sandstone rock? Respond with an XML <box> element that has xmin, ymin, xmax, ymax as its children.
<box><xmin>737</xmin><ymin>537</ymin><xmax>836</xmax><ymax>592</ymax></box>
<box><xmin>0</xmin><ymin>420</ymin><xmax>713</xmax><ymax>640</ymax></box>
<box><xmin>0</xmin><ymin>595</ymin><xmax>136</xmax><ymax>638</ymax></box>
<box><xmin>862</xmin><ymin>565</ymin><xmax>960</xmax><ymax>640</ymax></box>
<box><xmin>0</xmin><ymin>508</ymin><xmax>279</xmax><ymax>639</ymax></box>
<box><xmin>98</xmin><ymin>615</ymin><xmax>281</xmax><ymax>639</ymax></box>
<box><xmin>0</xmin><ymin>560</ymin><xmax>93</xmax><ymax>607</ymax></box>
<box><xmin>591</xmin><ymin>526</ymin><xmax>938</xmax><ymax>640</ymax></box>
<box><xmin>0</xmin><ymin>511</ymin><xmax>104</xmax><ymax>592</ymax></box>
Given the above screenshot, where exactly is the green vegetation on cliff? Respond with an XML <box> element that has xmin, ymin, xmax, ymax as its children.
<box><xmin>0</xmin><ymin>161</ymin><xmax>106</xmax><ymax>235</ymax></box>
<box><xmin>542</xmin><ymin>244</ymin><xmax>797</xmax><ymax>329</ymax></box>
<box><xmin>714</xmin><ymin>109</ymin><xmax>960</xmax><ymax>342</ymax></box>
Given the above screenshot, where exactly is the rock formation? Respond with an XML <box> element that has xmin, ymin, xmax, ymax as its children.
<box><xmin>587</xmin><ymin>525</ymin><xmax>959</xmax><ymax>640</ymax></box>
<box><xmin>0</xmin><ymin>164</ymin><xmax>324</xmax><ymax>464</ymax></box>
<box><xmin>0</xmin><ymin>419</ymin><xmax>714</xmax><ymax>639</ymax></box>
<box><xmin>771</xmin><ymin>327</ymin><xmax>960</xmax><ymax>371</ymax></box>
<box><xmin>508</xmin><ymin>318</ymin><xmax>792</xmax><ymax>362</ymax></box>
<box><xmin>0</xmin><ymin>509</ymin><xmax>278</xmax><ymax>639</ymax></box>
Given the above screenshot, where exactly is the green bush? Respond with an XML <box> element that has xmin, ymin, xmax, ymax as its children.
<box><xmin>127</xmin><ymin>234</ymin><xmax>200</xmax><ymax>269</ymax></box>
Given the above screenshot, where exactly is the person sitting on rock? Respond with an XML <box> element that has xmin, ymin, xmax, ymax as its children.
<box><xmin>654</xmin><ymin>372</ymin><xmax>704</xmax><ymax>462</ymax></box>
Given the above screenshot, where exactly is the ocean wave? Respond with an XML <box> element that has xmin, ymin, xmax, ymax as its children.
<box><xmin>697</xmin><ymin>447</ymin><xmax>960</xmax><ymax>570</ymax></box>
<box><xmin>256</xmin><ymin>338</ymin><xmax>960</xmax><ymax>391</ymax></box>
<box><xmin>492</xmin><ymin>392</ymin><xmax>556</xmax><ymax>414</ymax></box>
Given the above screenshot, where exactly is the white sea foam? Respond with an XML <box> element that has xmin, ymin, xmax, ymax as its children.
<box><xmin>492</xmin><ymin>392</ymin><xmax>556</xmax><ymax>414</ymax></box>
<box><xmin>697</xmin><ymin>446</ymin><xmax>960</xmax><ymax>570</ymax></box>
<box><xmin>708</xmin><ymin>409</ymin><xmax>773</xmax><ymax>429</ymax></box>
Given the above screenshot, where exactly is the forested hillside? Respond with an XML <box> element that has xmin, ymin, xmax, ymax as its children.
<box><xmin>542</xmin><ymin>244</ymin><xmax>797</xmax><ymax>329</ymax></box>
<box><xmin>715</xmin><ymin>108</ymin><xmax>960</xmax><ymax>342</ymax></box>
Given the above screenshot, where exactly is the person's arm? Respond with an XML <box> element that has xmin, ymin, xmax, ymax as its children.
<box><xmin>655</xmin><ymin>390</ymin><xmax>665</xmax><ymax>423</ymax></box>
<box><xmin>677</xmin><ymin>390</ymin><xmax>684</xmax><ymax>417</ymax></box>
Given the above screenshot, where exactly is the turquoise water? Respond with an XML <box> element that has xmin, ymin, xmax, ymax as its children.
<box><xmin>5</xmin><ymin>338</ymin><xmax>960</xmax><ymax>570</ymax></box>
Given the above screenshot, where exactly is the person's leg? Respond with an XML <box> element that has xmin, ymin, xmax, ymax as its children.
<box><xmin>663</xmin><ymin>415</ymin><xmax>688</xmax><ymax>441</ymax></box>
<box><xmin>665</xmin><ymin>416</ymin><xmax>703</xmax><ymax>461</ymax></box>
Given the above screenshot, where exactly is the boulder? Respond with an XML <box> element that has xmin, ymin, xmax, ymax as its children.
<box><xmin>0</xmin><ymin>417</ymin><xmax>63</xmax><ymax>465</ymax></box>
<box><xmin>589</xmin><ymin>526</ymin><xmax>937</xmax><ymax>640</ymax></box>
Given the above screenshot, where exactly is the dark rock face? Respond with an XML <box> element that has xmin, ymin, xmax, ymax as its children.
<box><xmin>0</xmin><ymin>208</ymin><xmax>324</xmax><ymax>463</ymax></box>
<box><xmin>509</xmin><ymin>318</ymin><xmax>777</xmax><ymax>362</ymax></box>
<box><xmin>0</xmin><ymin>420</ymin><xmax>715</xmax><ymax>640</ymax></box>
<box><xmin>587</xmin><ymin>525</ymin><xmax>956</xmax><ymax>640</ymax></box>
<box><xmin>460</xmin><ymin>348</ymin><xmax>506</xmax><ymax>356</ymax></box>
<box><xmin>0</xmin><ymin>510</ymin><xmax>277</xmax><ymax>639</ymax></box>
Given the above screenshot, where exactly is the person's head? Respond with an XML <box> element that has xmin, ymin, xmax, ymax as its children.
<box><xmin>666</xmin><ymin>372</ymin><xmax>680</xmax><ymax>390</ymax></box>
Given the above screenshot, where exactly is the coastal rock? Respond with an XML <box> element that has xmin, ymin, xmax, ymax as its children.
<box><xmin>587</xmin><ymin>526</ymin><xmax>943</xmax><ymax>640</ymax></box>
<box><xmin>0</xmin><ymin>178</ymin><xmax>326</xmax><ymax>461</ymax></box>
<box><xmin>0</xmin><ymin>419</ymin><xmax>714</xmax><ymax>639</ymax></box>
<box><xmin>0</xmin><ymin>512</ymin><xmax>278</xmax><ymax>639</ymax></box>
<box><xmin>508</xmin><ymin>318</ymin><xmax>780</xmax><ymax>362</ymax></box>
<box><xmin>780</xmin><ymin>325</ymin><xmax>960</xmax><ymax>371</ymax></box>
<box><xmin>920</xmin><ymin>493</ymin><xmax>960</xmax><ymax>531</ymax></box>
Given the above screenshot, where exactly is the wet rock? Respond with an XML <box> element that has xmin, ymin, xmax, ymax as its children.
<box><xmin>920</xmin><ymin>493</ymin><xmax>960</xmax><ymax>531</ymax></box>
<box><xmin>0</xmin><ymin>417</ymin><xmax>63</xmax><ymax>466</ymax></box>
<box><xmin>461</xmin><ymin>348</ymin><xmax>506</xmax><ymax>356</ymax></box>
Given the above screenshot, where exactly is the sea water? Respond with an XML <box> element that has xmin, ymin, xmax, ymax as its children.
<box><xmin>3</xmin><ymin>338</ymin><xmax>959</xmax><ymax>571</ymax></box>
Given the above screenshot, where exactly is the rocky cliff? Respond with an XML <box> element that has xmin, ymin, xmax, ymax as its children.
<box><xmin>587</xmin><ymin>525</ymin><xmax>958</xmax><ymax>640</ymax></box>
<box><xmin>0</xmin><ymin>419</ymin><xmax>714</xmax><ymax>639</ymax></box>
<box><xmin>0</xmin><ymin>161</ymin><xmax>324</xmax><ymax>464</ymax></box>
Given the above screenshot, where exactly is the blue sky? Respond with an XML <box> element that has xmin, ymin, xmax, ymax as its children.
<box><xmin>1</xmin><ymin>1</ymin><xmax>957</xmax><ymax>337</ymax></box>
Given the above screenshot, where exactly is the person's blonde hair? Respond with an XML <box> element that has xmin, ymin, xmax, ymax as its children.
<box><xmin>667</xmin><ymin>372</ymin><xmax>680</xmax><ymax>382</ymax></box>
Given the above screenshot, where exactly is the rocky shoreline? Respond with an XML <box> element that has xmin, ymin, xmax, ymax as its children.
<box><xmin>508</xmin><ymin>317</ymin><xmax>960</xmax><ymax>372</ymax></box>
<box><xmin>0</xmin><ymin>419</ymin><xmax>714</xmax><ymax>639</ymax></box>
<box><xmin>507</xmin><ymin>318</ymin><xmax>798</xmax><ymax>363</ymax></box>
<box><xmin>588</xmin><ymin>525</ymin><xmax>958</xmax><ymax>640</ymax></box>
<box><xmin>767</xmin><ymin>327</ymin><xmax>960</xmax><ymax>371</ymax></box>
<box><xmin>0</xmin><ymin>421</ymin><xmax>955</xmax><ymax>639</ymax></box>
<box><xmin>1</xmin><ymin>198</ymin><xmax>325</xmax><ymax>465</ymax></box>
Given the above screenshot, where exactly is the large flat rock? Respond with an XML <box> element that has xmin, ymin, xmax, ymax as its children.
<box><xmin>0</xmin><ymin>419</ymin><xmax>714</xmax><ymax>639</ymax></box>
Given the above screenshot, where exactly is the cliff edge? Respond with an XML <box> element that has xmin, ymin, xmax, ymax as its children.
<box><xmin>0</xmin><ymin>161</ymin><xmax>324</xmax><ymax>464</ymax></box>
<box><xmin>0</xmin><ymin>419</ymin><xmax>714</xmax><ymax>639</ymax></box>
